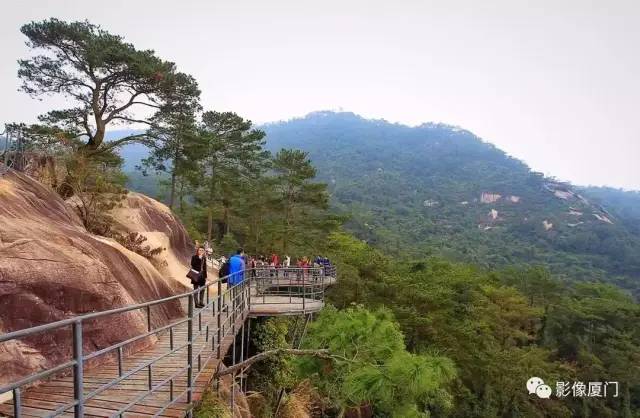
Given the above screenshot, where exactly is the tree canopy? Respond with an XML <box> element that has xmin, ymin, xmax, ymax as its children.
<box><xmin>19</xmin><ymin>18</ymin><xmax>200</xmax><ymax>152</ymax></box>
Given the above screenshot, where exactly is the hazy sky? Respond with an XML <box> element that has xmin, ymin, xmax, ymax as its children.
<box><xmin>2</xmin><ymin>0</ymin><xmax>639</xmax><ymax>189</ymax></box>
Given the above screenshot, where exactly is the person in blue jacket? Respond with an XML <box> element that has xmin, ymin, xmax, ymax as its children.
<box><xmin>228</xmin><ymin>248</ymin><xmax>245</xmax><ymax>286</ymax></box>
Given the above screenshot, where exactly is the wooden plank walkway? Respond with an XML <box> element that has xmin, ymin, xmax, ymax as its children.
<box><xmin>0</xmin><ymin>299</ymin><xmax>248</xmax><ymax>418</ymax></box>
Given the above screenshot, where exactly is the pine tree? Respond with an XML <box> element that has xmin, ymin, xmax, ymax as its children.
<box><xmin>271</xmin><ymin>149</ymin><xmax>331</xmax><ymax>254</ymax></box>
<box><xmin>194</xmin><ymin>111</ymin><xmax>268</xmax><ymax>241</ymax></box>
<box><xmin>141</xmin><ymin>105</ymin><xmax>200</xmax><ymax>209</ymax></box>
<box><xmin>18</xmin><ymin>19</ymin><xmax>200</xmax><ymax>153</ymax></box>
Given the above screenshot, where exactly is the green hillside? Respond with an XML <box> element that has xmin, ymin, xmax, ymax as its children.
<box><xmin>262</xmin><ymin>111</ymin><xmax>640</xmax><ymax>293</ymax></box>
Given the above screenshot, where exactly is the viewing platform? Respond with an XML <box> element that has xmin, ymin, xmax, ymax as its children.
<box><xmin>0</xmin><ymin>266</ymin><xmax>336</xmax><ymax>417</ymax></box>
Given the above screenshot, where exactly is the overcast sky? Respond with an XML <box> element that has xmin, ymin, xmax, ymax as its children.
<box><xmin>2</xmin><ymin>0</ymin><xmax>639</xmax><ymax>189</ymax></box>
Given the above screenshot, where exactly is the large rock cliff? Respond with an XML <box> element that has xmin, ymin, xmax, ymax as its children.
<box><xmin>110</xmin><ymin>192</ymin><xmax>193</xmax><ymax>287</ymax></box>
<box><xmin>0</xmin><ymin>169</ymin><xmax>191</xmax><ymax>386</ymax></box>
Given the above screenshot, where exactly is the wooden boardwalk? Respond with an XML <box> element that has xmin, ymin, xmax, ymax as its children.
<box><xmin>0</xmin><ymin>301</ymin><xmax>247</xmax><ymax>418</ymax></box>
<box><xmin>0</xmin><ymin>270</ymin><xmax>334</xmax><ymax>418</ymax></box>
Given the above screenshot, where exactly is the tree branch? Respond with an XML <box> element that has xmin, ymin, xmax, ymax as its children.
<box><xmin>104</xmin><ymin>91</ymin><xmax>144</xmax><ymax>122</ymax></box>
<box><xmin>108</xmin><ymin>116</ymin><xmax>154</xmax><ymax>126</ymax></box>
<box><xmin>213</xmin><ymin>348</ymin><xmax>346</xmax><ymax>378</ymax></box>
<box><xmin>89</xmin><ymin>133</ymin><xmax>150</xmax><ymax>155</ymax></box>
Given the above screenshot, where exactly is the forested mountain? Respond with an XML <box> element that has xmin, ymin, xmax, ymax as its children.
<box><xmin>261</xmin><ymin>111</ymin><xmax>640</xmax><ymax>292</ymax></box>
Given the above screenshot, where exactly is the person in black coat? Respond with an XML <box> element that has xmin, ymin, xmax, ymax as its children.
<box><xmin>191</xmin><ymin>247</ymin><xmax>208</xmax><ymax>308</ymax></box>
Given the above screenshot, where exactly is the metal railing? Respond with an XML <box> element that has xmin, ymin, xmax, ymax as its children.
<box><xmin>0</xmin><ymin>266</ymin><xmax>336</xmax><ymax>417</ymax></box>
<box><xmin>250</xmin><ymin>267</ymin><xmax>328</xmax><ymax>313</ymax></box>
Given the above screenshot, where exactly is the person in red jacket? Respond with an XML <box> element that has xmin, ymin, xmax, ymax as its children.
<box><xmin>269</xmin><ymin>253</ymin><xmax>279</xmax><ymax>277</ymax></box>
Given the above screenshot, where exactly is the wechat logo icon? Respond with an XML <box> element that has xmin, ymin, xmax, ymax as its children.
<box><xmin>527</xmin><ymin>377</ymin><xmax>552</xmax><ymax>399</ymax></box>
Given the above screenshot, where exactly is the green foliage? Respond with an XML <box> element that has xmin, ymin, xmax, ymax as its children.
<box><xmin>249</xmin><ymin>318</ymin><xmax>296</xmax><ymax>412</ymax></box>
<box><xmin>271</xmin><ymin>149</ymin><xmax>336</xmax><ymax>255</ymax></box>
<box><xmin>323</xmin><ymin>230</ymin><xmax>389</xmax><ymax>307</ymax></box>
<box><xmin>297</xmin><ymin>306</ymin><xmax>456</xmax><ymax>417</ymax></box>
<box><xmin>543</xmin><ymin>283</ymin><xmax>640</xmax><ymax>416</ymax></box>
<box><xmin>134</xmin><ymin>120</ymin><xmax>339</xmax><ymax>258</ymax></box>
<box><xmin>141</xmin><ymin>106</ymin><xmax>201</xmax><ymax>209</ymax></box>
<box><xmin>219</xmin><ymin>233</ymin><xmax>240</xmax><ymax>256</ymax></box>
<box><xmin>61</xmin><ymin>150</ymin><xmax>129</xmax><ymax>235</ymax></box>
<box><xmin>193</xmin><ymin>391</ymin><xmax>231</xmax><ymax>418</ymax></box>
<box><xmin>325</xmin><ymin>231</ymin><xmax>640</xmax><ymax>417</ymax></box>
<box><xmin>114</xmin><ymin>232</ymin><xmax>164</xmax><ymax>259</ymax></box>
<box><xmin>192</xmin><ymin>111</ymin><xmax>269</xmax><ymax>242</ymax></box>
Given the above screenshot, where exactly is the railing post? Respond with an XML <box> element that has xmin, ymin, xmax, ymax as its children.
<box><xmin>245</xmin><ymin>317</ymin><xmax>251</xmax><ymax>392</ymax></box>
<box><xmin>146</xmin><ymin>305</ymin><xmax>151</xmax><ymax>332</ymax></box>
<box><xmin>239</xmin><ymin>322</ymin><xmax>245</xmax><ymax>391</ymax></box>
<box><xmin>13</xmin><ymin>388</ymin><xmax>21</xmax><ymax>418</ymax></box>
<box><xmin>187</xmin><ymin>294</ymin><xmax>194</xmax><ymax>404</ymax></box>
<box><xmin>247</xmin><ymin>271</ymin><xmax>251</xmax><ymax>314</ymax></box>
<box><xmin>117</xmin><ymin>346</ymin><xmax>123</xmax><ymax>377</ymax></box>
<box><xmin>231</xmin><ymin>320</ymin><xmax>236</xmax><ymax>413</ymax></box>
<box><xmin>302</xmin><ymin>271</ymin><xmax>307</xmax><ymax>312</ymax></box>
<box><xmin>72</xmin><ymin>321</ymin><xmax>84</xmax><ymax>418</ymax></box>
<box><xmin>217</xmin><ymin>278</ymin><xmax>222</xmax><ymax>360</ymax></box>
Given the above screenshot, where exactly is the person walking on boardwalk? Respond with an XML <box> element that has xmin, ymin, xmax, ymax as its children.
<box><xmin>228</xmin><ymin>248</ymin><xmax>245</xmax><ymax>313</ymax></box>
<box><xmin>229</xmin><ymin>248</ymin><xmax>245</xmax><ymax>286</ymax></box>
<box><xmin>190</xmin><ymin>246</ymin><xmax>207</xmax><ymax>308</ymax></box>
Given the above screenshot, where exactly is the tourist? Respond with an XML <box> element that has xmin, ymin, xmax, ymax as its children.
<box><xmin>322</xmin><ymin>256</ymin><xmax>332</xmax><ymax>275</ymax></box>
<box><xmin>190</xmin><ymin>246</ymin><xmax>207</xmax><ymax>308</ymax></box>
<box><xmin>228</xmin><ymin>249</ymin><xmax>245</xmax><ymax>313</ymax></box>
<box><xmin>228</xmin><ymin>248</ymin><xmax>245</xmax><ymax>286</ymax></box>
<box><xmin>305</xmin><ymin>256</ymin><xmax>313</xmax><ymax>279</ymax></box>
<box><xmin>283</xmin><ymin>254</ymin><xmax>291</xmax><ymax>279</ymax></box>
<box><xmin>270</xmin><ymin>253</ymin><xmax>279</xmax><ymax>277</ymax></box>
<box><xmin>249</xmin><ymin>256</ymin><xmax>257</xmax><ymax>278</ymax></box>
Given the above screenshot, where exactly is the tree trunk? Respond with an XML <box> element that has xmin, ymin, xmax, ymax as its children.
<box><xmin>253</xmin><ymin>216</ymin><xmax>262</xmax><ymax>254</ymax></box>
<box><xmin>178</xmin><ymin>181</ymin><xmax>185</xmax><ymax>214</ymax></box>
<box><xmin>169</xmin><ymin>145</ymin><xmax>180</xmax><ymax>210</ymax></box>
<box><xmin>207</xmin><ymin>206</ymin><xmax>213</xmax><ymax>242</ymax></box>
<box><xmin>282</xmin><ymin>184</ymin><xmax>295</xmax><ymax>254</ymax></box>
<box><xmin>223</xmin><ymin>203</ymin><xmax>230</xmax><ymax>235</ymax></box>
<box><xmin>169</xmin><ymin>170</ymin><xmax>177</xmax><ymax>210</ymax></box>
<box><xmin>91</xmin><ymin>123</ymin><xmax>105</xmax><ymax>150</ymax></box>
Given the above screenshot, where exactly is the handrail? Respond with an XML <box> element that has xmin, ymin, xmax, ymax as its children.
<box><xmin>0</xmin><ymin>265</ymin><xmax>336</xmax><ymax>417</ymax></box>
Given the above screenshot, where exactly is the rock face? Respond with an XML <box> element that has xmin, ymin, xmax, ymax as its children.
<box><xmin>480</xmin><ymin>192</ymin><xmax>501</xmax><ymax>204</ymax></box>
<box><xmin>0</xmin><ymin>170</ymin><xmax>188</xmax><ymax>386</ymax></box>
<box><xmin>110</xmin><ymin>192</ymin><xmax>193</xmax><ymax>287</ymax></box>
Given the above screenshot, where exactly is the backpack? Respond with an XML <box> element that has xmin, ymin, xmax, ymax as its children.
<box><xmin>219</xmin><ymin>260</ymin><xmax>230</xmax><ymax>281</ymax></box>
